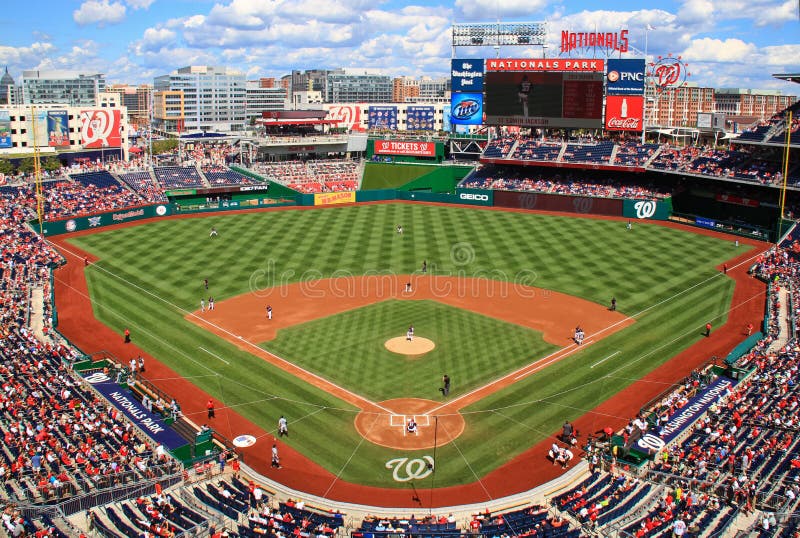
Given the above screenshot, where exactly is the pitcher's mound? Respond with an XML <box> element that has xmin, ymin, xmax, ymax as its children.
<box><xmin>385</xmin><ymin>337</ymin><xmax>435</xmax><ymax>356</ymax></box>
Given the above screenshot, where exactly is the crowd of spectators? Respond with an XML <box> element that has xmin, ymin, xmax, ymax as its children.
<box><xmin>0</xmin><ymin>185</ymin><xmax>181</xmax><ymax>519</ymax></box>
<box><xmin>480</xmin><ymin>130</ymin><xmax>796</xmax><ymax>186</ymax></box>
<box><xmin>649</xmin><ymin>144</ymin><xmax>788</xmax><ymax>185</ymax></box>
<box><xmin>461</xmin><ymin>165</ymin><xmax>670</xmax><ymax>200</ymax></box>
<box><xmin>247</xmin><ymin>159</ymin><xmax>359</xmax><ymax>193</ymax></box>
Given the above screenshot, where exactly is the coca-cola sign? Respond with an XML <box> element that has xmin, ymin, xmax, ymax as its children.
<box><xmin>607</xmin><ymin>117</ymin><xmax>641</xmax><ymax>129</ymax></box>
<box><xmin>605</xmin><ymin>95</ymin><xmax>643</xmax><ymax>132</ymax></box>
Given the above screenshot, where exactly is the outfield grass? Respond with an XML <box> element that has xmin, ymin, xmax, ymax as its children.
<box><xmin>68</xmin><ymin>203</ymin><xmax>745</xmax><ymax>488</ymax></box>
<box><xmin>263</xmin><ymin>299</ymin><xmax>558</xmax><ymax>401</ymax></box>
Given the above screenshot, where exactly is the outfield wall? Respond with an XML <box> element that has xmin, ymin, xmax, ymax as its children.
<box><xmin>493</xmin><ymin>190</ymin><xmax>624</xmax><ymax>216</ymax></box>
<box><xmin>42</xmin><ymin>204</ymin><xmax>172</xmax><ymax>236</ymax></box>
<box><xmin>40</xmin><ymin>189</ymin><xmax>671</xmax><ymax>236</ymax></box>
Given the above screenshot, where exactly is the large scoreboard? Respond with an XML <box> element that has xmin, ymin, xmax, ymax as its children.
<box><xmin>482</xmin><ymin>58</ymin><xmax>605</xmax><ymax>129</ymax></box>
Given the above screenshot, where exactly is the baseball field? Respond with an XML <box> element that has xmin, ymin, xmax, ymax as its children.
<box><xmin>61</xmin><ymin>202</ymin><xmax>746</xmax><ymax>491</ymax></box>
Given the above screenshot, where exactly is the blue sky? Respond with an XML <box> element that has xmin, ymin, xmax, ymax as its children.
<box><xmin>1</xmin><ymin>0</ymin><xmax>798</xmax><ymax>94</ymax></box>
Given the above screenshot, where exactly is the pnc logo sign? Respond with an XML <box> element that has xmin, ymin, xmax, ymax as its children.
<box><xmin>610</xmin><ymin>71</ymin><xmax>644</xmax><ymax>82</ymax></box>
<box><xmin>460</xmin><ymin>193</ymin><xmax>489</xmax><ymax>201</ymax></box>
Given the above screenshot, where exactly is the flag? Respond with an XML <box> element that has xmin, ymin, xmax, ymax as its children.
<box><xmin>646</xmin><ymin>24</ymin><xmax>656</xmax><ymax>30</ymax></box>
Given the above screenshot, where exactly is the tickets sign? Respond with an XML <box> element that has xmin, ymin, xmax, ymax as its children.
<box><xmin>374</xmin><ymin>140</ymin><xmax>436</xmax><ymax>157</ymax></box>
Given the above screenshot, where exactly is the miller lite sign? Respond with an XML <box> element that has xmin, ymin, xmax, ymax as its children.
<box><xmin>450</xmin><ymin>93</ymin><xmax>483</xmax><ymax>126</ymax></box>
<box><xmin>605</xmin><ymin>95</ymin><xmax>643</xmax><ymax>132</ymax></box>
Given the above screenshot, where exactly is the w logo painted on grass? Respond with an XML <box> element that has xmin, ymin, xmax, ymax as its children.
<box><xmin>386</xmin><ymin>456</ymin><xmax>434</xmax><ymax>482</ymax></box>
<box><xmin>634</xmin><ymin>200</ymin><xmax>657</xmax><ymax>219</ymax></box>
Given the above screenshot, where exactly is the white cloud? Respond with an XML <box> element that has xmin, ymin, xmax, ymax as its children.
<box><xmin>759</xmin><ymin>44</ymin><xmax>800</xmax><ymax>66</ymax></box>
<box><xmin>73</xmin><ymin>0</ymin><xmax>127</xmax><ymax>26</ymax></box>
<box><xmin>134</xmin><ymin>27</ymin><xmax>177</xmax><ymax>53</ymax></box>
<box><xmin>0</xmin><ymin>42</ymin><xmax>58</xmax><ymax>68</ymax></box>
<box><xmin>677</xmin><ymin>0</ymin><xmax>714</xmax><ymax>25</ymax></box>
<box><xmin>707</xmin><ymin>0</ymin><xmax>797</xmax><ymax>26</ymax></box>
<box><xmin>454</xmin><ymin>0</ymin><xmax>549</xmax><ymax>20</ymax></box>
<box><xmin>126</xmin><ymin>0</ymin><xmax>155</xmax><ymax>9</ymax></box>
<box><xmin>682</xmin><ymin>37</ymin><xmax>757</xmax><ymax>63</ymax></box>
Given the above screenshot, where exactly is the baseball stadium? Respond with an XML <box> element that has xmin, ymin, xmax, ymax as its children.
<box><xmin>2</xmin><ymin>18</ymin><xmax>800</xmax><ymax>538</ymax></box>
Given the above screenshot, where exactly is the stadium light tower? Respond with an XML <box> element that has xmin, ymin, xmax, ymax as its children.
<box><xmin>452</xmin><ymin>22</ymin><xmax>548</xmax><ymax>57</ymax></box>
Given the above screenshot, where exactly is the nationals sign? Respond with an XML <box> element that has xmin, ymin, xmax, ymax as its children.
<box><xmin>325</xmin><ymin>105</ymin><xmax>364</xmax><ymax>132</ymax></box>
<box><xmin>561</xmin><ymin>30</ymin><xmax>629</xmax><ymax>54</ymax></box>
<box><xmin>374</xmin><ymin>140</ymin><xmax>436</xmax><ymax>157</ymax></box>
<box><xmin>485</xmin><ymin>58</ymin><xmax>604</xmax><ymax>72</ymax></box>
<box><xmin>80</xmin><ymin>109</ymin><xmax>122</xmax><ymax>148</ymax></box>
<box><xmin>605</xmin><ymin>95</ymin><xmax>644</xmax><ymax>132</ymax></box>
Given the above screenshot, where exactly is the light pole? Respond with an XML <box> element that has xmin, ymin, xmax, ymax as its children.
<box><xmin>641</xmin><ymin>25</ymin><xmax>653</xmax><ymax>144</ymax></box>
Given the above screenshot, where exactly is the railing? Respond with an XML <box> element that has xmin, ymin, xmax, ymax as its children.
<box><xmin>9</xmin><ymin>460</ymin><xmax>182</xmax><ymax>504</ymax></box>
<box><xmin>15</xmin><ymin>468</ymin><xmax>183</xmax><ymax>517</ymax></box>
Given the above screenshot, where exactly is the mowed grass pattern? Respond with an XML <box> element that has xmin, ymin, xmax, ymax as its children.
<box><xmin>68</xmin><ymin>203</ymin><xmax>747</xmax><ymax>488</ymax></box>
<box><xmin>263</xmin><ymin>300</ymin><xmax>558</xmax><ymax>401</ymax></box>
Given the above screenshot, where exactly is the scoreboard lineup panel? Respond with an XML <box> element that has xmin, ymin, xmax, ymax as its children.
<box><xmin>483</xmin><ymin>71</ymin><xmax>604</xmax><ymax>128</ymax></box>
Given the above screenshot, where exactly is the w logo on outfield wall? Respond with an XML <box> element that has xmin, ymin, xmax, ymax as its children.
<box><xmin>634</xmin><ymin>201</ymin><xmax>657</xmax><ymax>219</ymax></box>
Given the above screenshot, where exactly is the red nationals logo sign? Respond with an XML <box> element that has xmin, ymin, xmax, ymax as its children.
<box><xmin>649</xmin><ymin>55</ymin><xmax>690</xmax><ymax>93</ymax></box>
<box><xmin>326</xmin><ymin>105</ymin><xmax>363</xmax><ymax>132</ymax></box>
<box><xmin>80</xmin><ymin>109</ymin><xmax>121</xmax><ymax>148</ymax></box>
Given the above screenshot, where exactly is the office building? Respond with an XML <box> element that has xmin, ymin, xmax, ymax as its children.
<box><xmin>21</xmin><ymin>70</ymin><xmax>106</xmax><ymax>107</ymax></box>
<box><xmin>325</xmin><ymin>69</ymin><xmax>393</xmax><ymax>103</ymax></box>
<box><xmin>153</xmin><ymin>65</ymin><xmax>246</xmax><ymax>133</ymax></box>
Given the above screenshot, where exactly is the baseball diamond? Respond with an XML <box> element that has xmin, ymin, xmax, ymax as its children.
<box><xmin>53</xmin><ymin>202</ymin><xmax>751</xmax><ymax>493</ymax></box>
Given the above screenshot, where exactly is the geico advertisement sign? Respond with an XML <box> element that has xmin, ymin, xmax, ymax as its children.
<box><xmin>459</xmin><ymin>193</ymin><xmax>489</xmax><ymax>201</ymax></box>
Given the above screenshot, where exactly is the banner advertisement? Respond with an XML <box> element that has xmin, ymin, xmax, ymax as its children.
<box><xmin>716</xmin><ymin>194</ymin><xmax>760</xmax><ymax>207</ymax></box>
<box><xmin>605</xmin><ymin>95</ymin><xmax>644</xmax><ymax>132</ymax></box>
<box><xmin>27</xmin><ymin>110</ymin><xmax>49</xmax><ymax>147</ymax></box>
<box><xmin>374</xmin><ymin>140</ymin><xmax>436</xmax><ymax>157</ymax></box>
<box><xmin>455</xmin><ymin>188</ymin><xmax>493</xmax><ymax>206</ymax></box>
<box><xmin>695</xmin><ymin>216</ymin><xmax>717</xmax><ymax>229</ymax></box>
<box><xmin>406</xmin><ymin>106</ymin><xmax>435</xmax><ymax>131</ymax></box>
<box><xmin>314</xmin><ymin>191</ymin><xmax>356</xmax><ymax>206</ymax></box>
<box><xmin>80</xmin><ymin>109</ymin><xmax>122</xmax><ymax>148</ymax></box>
<box><xmin>47</xmin><ymin>110</ymin><xmax>70</xmax><ymax>147</ymax></box>
<box><xmin>451</xmin><ymin>58</ymin><xmax>484</xmax><ymax>91</ymax></box>
<box><xmin>80</xmin><ymin>371</ymin><xmax>187</xmax><ymax>449</ymax></box>
<box><xmin>325</xmin><ymin>104</ymin><xmax>363</xmax><ymax>132</ymax></box>
<box><xmin>606</xmin><ymin>59</ymin><xmax>646</xmax><ymax>95</ymax></box>
<box><xmin>368</xmin><ymin>106</ymin><xmax>398</xmax><ymax>130</ymax></box>
<box><xmin>697</xmin><ymin>112</ymin><xmax>713</xmax><ymax>130</ymax></box>
<box><xmin>42</xmin><ymin>204</ymin><xmax>171</xmax><ymax>236</ymax></box>
<box><xmin>0</xmin><ymin>111</ymin><xmax>11</xmax><ymax>149</ymax></box>
<box><xmin>635</xmin><ymin>377</ymin><xmax>734</xmax><ymax>455</ymax></box>
<box><xmin>485</xmin><ymin>58</ymin><xmax>604</xmax><ymax>72</ymax></box>
<box><xmin>622</xmin><ymin>198</ymin><xmax>672</xmax><ymax>220</ymax></box>
<box><xmin>450</xmin><ymin>93</ymin><xmax>483</xmax><ymax>126</ymax></box>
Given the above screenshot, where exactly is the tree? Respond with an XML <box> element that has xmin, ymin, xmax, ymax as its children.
<box><xmin>0</xmin><ymin>159</ymin><xmax>14</xmax><ymax>176</ymax></box>
<box><xmin>17</xmin><ymin>158</ymin><xmax>34</xmax><ymax>174</ymax></box>
<box><xmin>42</xmin><ymin>156</ymin><xmax>63</xmax><ymax>173</ymax></box>
<box><xmin>152</xmin><ymin>139</ymin><xmax>178</xmax><ymax>154</ymax></box>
